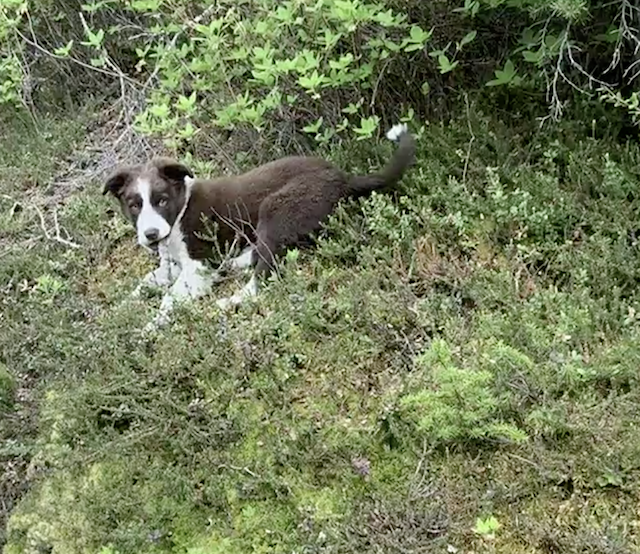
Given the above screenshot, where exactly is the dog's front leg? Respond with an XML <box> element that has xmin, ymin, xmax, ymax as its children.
<box><xmin>131</xmin><ymin>257</ymin><xmax>181</xmax><ymax>299</ymax></box>
<box><xmin>143</xmin><ymin>260</ymin><xmax>215</xmax><ymax>334</ymax></box>
<box><xmin>216</xmin><ymin>246</ymin><xmax>260</xmax><ymax>311</ymax></box>
<box><xmin>131</xmin><ymin>241</ymin><xmax>182</xmax><ymax>299</ymax></box>
<box><xmin>216</xmin><ymin>274</ymin><xmax>259</xmax><ymax>311</ymax></box>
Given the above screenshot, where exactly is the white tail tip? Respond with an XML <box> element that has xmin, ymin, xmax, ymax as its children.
<box><xmin>386</xmin><ymin>123</ymin><xmax>408</xmax><ymax>142</ymax></box>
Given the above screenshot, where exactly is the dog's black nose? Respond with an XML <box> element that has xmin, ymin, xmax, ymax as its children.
<box><xmin>145</xmin><ymin>228</ymin><xmax>160</xmax><ymax>242</ymax></box>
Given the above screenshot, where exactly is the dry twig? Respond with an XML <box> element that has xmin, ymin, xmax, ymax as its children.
<box><xmin>462</xmin><ymin>94</ymin><xmax>475</xmax><ymax>186</ymax></box>
<box><xmin>32</xmin><ymin>205</ymin><xmax>81</xmax><ymax>249</ymax></box>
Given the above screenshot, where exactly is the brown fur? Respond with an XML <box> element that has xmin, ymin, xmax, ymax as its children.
<box><xmin>104</xmin><ymin>131</ymin><xmax>415</xmax><ymax>276</ymax></box>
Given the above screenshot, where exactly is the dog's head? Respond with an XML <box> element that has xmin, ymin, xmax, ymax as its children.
<box><xmin>103</xmin><ymin>158</ymin><xmax>194</xmax><ymax>250</ymax></box>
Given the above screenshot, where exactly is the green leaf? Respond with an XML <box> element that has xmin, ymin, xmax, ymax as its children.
<box><xmin>384</xmin><ymin>39</ymin><xmax>402</xmax><ymax>53</ymax></box>
<box><xmin>81</xmin><ymin>27</ymin><xmax>104</xmax><ymax>48</ymax></box>
<box><xmin>522</xmin><ymin>49</ymin><xmax>543</xmax><ymax>64</ymax></box>
<box><xmin>177</xmin><ymin>122</ymin><xmax>197</xmax><ymax>140</ymax></box>
<box><xmin>81</xmin><ymin>0</ymin><xmax>117</xmax><ymax>13</ymax></box>
<box><xmin>545</xmin><ymin>34</ymin><xmax>559</xmax><ymax>49</ymax></box>
<box><xmin>486</xmin><ymin>59</ymin><xmax>521</xmax><ymax>87</ymax></box>
<box><xmin>409</xmin><ymin>25</ymin><xmax>431</xmax><ymax>44</ymax></box>
<box><xmin>54</xmin><ymin>40</ymin><xmax>74</xmax><ymax>57</ymax></box>
<box><xmin>404</xmin><ymin>43</ymin><xmax>423</xmax><ymax>53</ymax></box>
<box><xmin>336</xmin><ymin>118</ymin><xmax>349</xmax><ymax>132</ymax></box>
<box><xmin>459</xmin><ymin>30</ymin><xmax>477</xmax><ymax>48</ymax></box>
<box><xmin>520</xmin><ymin>27</ymin><xmax>540</xmax><ymax>48</ymax></box>
<box><xmin>89</xmin><ymin>56</ymin><xmax>106</xmax><ymax>67</ymax></box>
<box><xmin>374</xmin><ymin>9</ymin><xmax>396</xmax><ymax>27</ymax></box>
<box><xmin>502</xmin><ymin>59</ymin><xmax>516</xmax><ymax>78</ymax></box>
<box><xmin>130</xmin><ymin>0</ymin><xmax>161</xmax><ymax>11</ymax></box>
<box><xmin>252</xmin><ymin>46</ymin><xmax>274</xmax><ymax>60</ymax></box>
<box><xmin>298</xmin><ymin>70</ymin><xmax>327</xmax><ymax>92</ymax></box>
<box><xmin>175</xmin><ymin>92</ymin><xmax>197</xmax><ymax>113</ymax></box>
<box><xmin>596</xmin><ymin>26</ymin><xmax>621</xmax><ymax>44</ymax></box>
<box><xmin>275</xmin><ymin>5</ymin><xmax>295</xmax><ymax>22</ymax></box>
<box><xmin>342</xmin><ymin>100</ymin><xmax>362</xmax><ymax>114</ymax></box>
<box><xmin>302</xmin><ymin>117</ymin><xmax>323</xmax><ymax>134</ymax></box>
<box><xmin>400</xmin><ymin>107</ymin><xmax>415</xmax><ymax>122</ymax></box>
<box><xmin>353</xmin><ymin>115</ymin><xmax>379</xmax><ymax>140</ymax></box>
<box><xmin>285</xmin><ymin>248</ymin><xmax>300</xmax><ymax>263</ymax></box>
<box><xmin>328</xmin><ymin>53</ymin><xmax>354</xmax><ymax>70</ymax></box>
<box><xmin>275</xmin><ymin>58</ymin><xmax>297</xmax><ymax>73</ymax></box>
<box><xmin>454</xmin><ymin>0</ymin><xmax>480</xmax><ymax>17</ymax></box>
<box><xmin>437</xmin><ymin>54</ymin><xmax>459</xmax><ymax>74</ymax></box>
<box><xmin>473</xmin><ymin>516</ymin><xmax>501</xmax><ymax>537</ymax></box>
<box><xmin>149</xmin><ymin>103</ymin><xmax>170</xmax><ymax>118</ymax></box>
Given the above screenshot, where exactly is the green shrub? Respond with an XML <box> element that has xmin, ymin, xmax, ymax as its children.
<box><xmin>1</xmin><ymin>0</ymin><xmax>639</xmax><ymax>156</ymax></box>
<box><xmin>398</xmin><ymin>339</ymin><xmax>528</xmax><ymax>446</ymax></box>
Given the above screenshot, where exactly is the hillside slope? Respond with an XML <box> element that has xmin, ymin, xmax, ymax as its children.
<box><xmin>1</xmin><ymin>109</ymin><xmax>640</xmax><ymax>554</ymax></box>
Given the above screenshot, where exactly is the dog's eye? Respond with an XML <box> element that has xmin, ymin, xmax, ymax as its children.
<box><xmin>157</xmin><ymin>197</ymin><xmax>168</xmax><ymax>208</ymax></box>
<box><xmin>128</xmin><ymin>201</ymin><xmax>141</xmax><ymax>213</ymax></box>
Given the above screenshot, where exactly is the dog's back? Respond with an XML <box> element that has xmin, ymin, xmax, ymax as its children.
<box><xmin>181</xmin><ymin>125</ymin><xmax>415</xmax><ymax>260</ymax></box>
<box><xmin>181</xmin><ymin>157</ymin><xmax>342</xmax><ymax>254</ymax></box>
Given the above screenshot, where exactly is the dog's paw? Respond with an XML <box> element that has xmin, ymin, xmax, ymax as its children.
<box><xmin>141</xmin><ymin>311</ymin><xmax>170</xmax><ymax>337</ymax></box>
<box><xmin>142</xmin><ymin>320</ymin><xmax>158</xmax><ymax>335</ymax></box>
<box><xmin>131</xmin><ymin>281</ymin><xmax>164</xmax><ymax>300</ymax></box>
<box><xmin>386</xmin><ymin>123</ymin><xmax>408</xmax><ymax>142</ymax></box>
<box><xmin>216</xmin><ymin>295</ymin><xmax>241</xmax><ymax>312</ymax></box>
<box><xmin>130</xmin><ymin>284</ymin><xmax>144</xmax><ymax>300</ymax></box>
<box><xmin>217</xmin><ymin>277</ymin><xmax>259</xmax><ymax>312</ymax></box>
<box><xmin>141</xmin><ymin>321</ymin><xmax>160</xmax><ymax>339</ymax></box>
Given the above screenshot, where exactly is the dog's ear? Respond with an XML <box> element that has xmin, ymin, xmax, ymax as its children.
<box><xmin>153</xmin><ymin>158</ymin><xmax>194</xmax><ymax>183</ymax></box>
<box><xmin>103</xmin><ymin>168</ymin><xmax>132</xmax><ymax>197</ymax></box>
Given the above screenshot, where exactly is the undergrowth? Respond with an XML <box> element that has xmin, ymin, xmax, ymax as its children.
<box><xmin>1</xmin><ymin>0</ymin><xmax>639</xmax><ymax>161</ymax></box>
<box><xmin>1</xmin><ymin>103</ymin><xmax>640</xmax><ymax>553</ymax></box>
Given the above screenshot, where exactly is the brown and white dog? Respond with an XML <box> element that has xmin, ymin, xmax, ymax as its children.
<box><xmin>103</xmin><ymin>123</ymin><xmax>415</xmax><ymax>332</ymax></box>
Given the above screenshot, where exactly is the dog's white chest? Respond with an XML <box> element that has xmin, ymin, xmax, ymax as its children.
<box><xmin>160</xmin><ymin>224</ymin><xmax>190</xmax><ymax>268</ymax></box>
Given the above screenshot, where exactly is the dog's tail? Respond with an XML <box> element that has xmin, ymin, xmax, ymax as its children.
<box><xmin>347</xmin><ymin>123</ymin><xmax>416</xmax><ymax>197</ymax></box>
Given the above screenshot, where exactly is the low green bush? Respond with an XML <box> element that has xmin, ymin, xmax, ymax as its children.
<box><xmin>398</xmin><ymin>339</ymin><xmax>528</xmax><ymax>445</ymax></box>
<box><xmin>1</xmin><ymin>0</ymin><xmax>638</xmax><ymax>159</ymax></box>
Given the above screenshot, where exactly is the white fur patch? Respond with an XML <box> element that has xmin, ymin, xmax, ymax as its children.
<box><xmin>229</xmin><ymin>247</ymin><xmax>255</xmax><ymax>270</ymax></box>
<box><xmin>131</xmin><ymin>255</ymin><xmax>181</xmax><ymax>298</ymax></box>
<box><xmin>386</xmin><ymin>123</ymin><xmax>408</xmax><ymax>142</ymax></box>
<box><xmin>216</xmin><ymin>275</ymin><xmax>258</xmax><ymax>311</ymax></box>
<box><xmin>144</xmin><ymin>256</ymin><xmax>218</xmax><ymax>335</ymax></box>
<box><xmin>135</xmin><ymin>178</ymin><xmax>171</xmax><ymax>248</ymax></box>
<box><xmin>139</xmin><ymin>172</ymin><xmax>221</xmax><ymax>334</ymax></box>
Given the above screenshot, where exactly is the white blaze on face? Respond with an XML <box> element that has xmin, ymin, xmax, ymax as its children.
<box><xmin>135</xmin><ymin>178</ymin><xmax>172</xmax><ymax>248</ymax></box>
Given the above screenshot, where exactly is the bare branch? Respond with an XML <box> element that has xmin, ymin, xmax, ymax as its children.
<box><xmin>566</xmin><ymin>43</ymin><xmax>616</xmax><ymax>89</ymax></box>
<box><xmin>32</xmin><ymin>205</ymin><xmax>81</xmax><ymax>249</ymax></box>
<box><xmin>462</xmin><ymin>94</ymin><xmax>475</xmax><ymax>186</ymax></box>
<box><xmin>15</xmin><ymin>16</ymin><xmax>140</xmax><ymax>88</ymax></box>
<box><xmin>607</xmin><ymin>0</ymin><xmax>640</xmax><ymax>74</ymax></box>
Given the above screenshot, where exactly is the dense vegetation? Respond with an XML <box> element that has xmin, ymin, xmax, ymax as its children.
<box><xmin>1</xmin><ymin>1</ymin><xmax>639</xmax><ymax>553</ymax></box>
